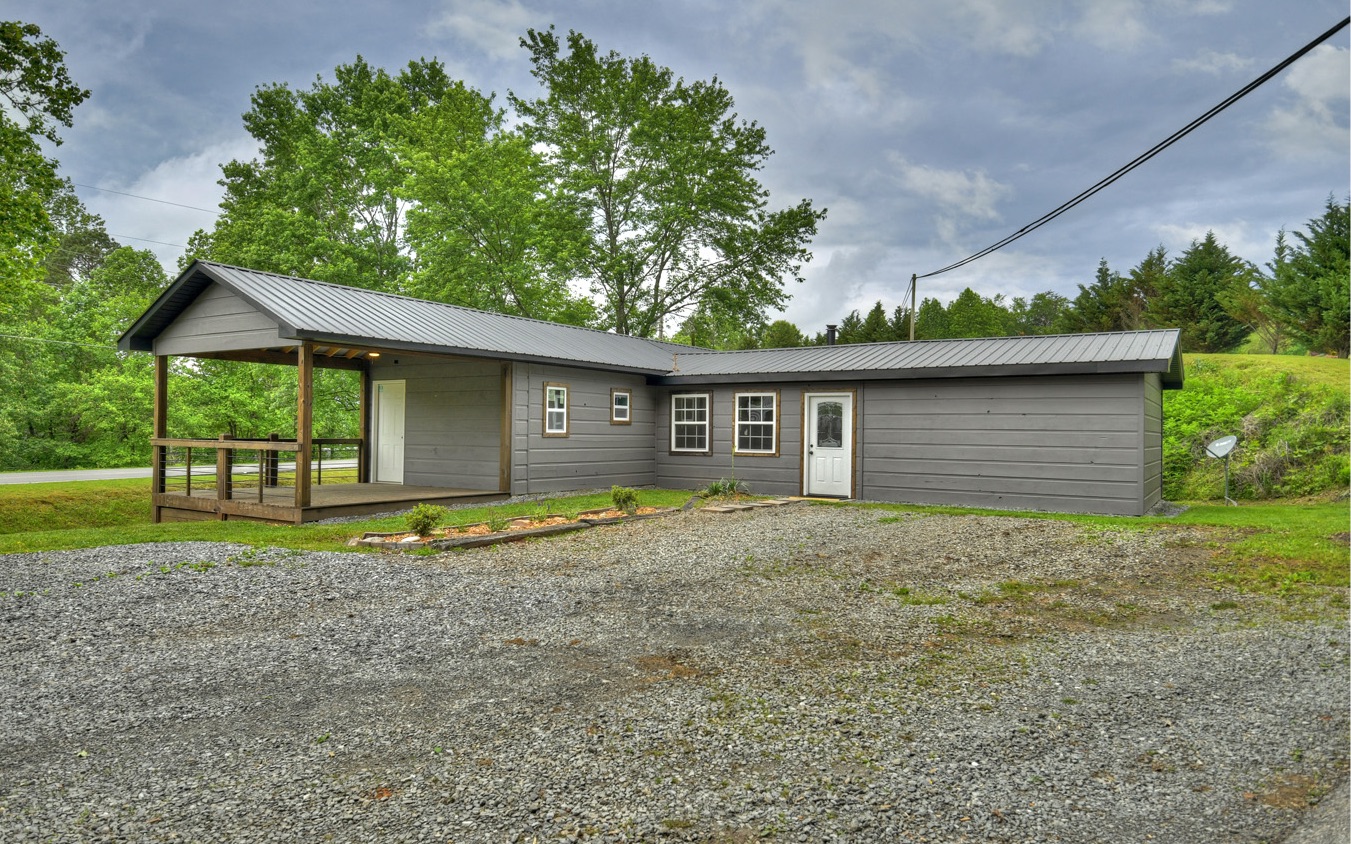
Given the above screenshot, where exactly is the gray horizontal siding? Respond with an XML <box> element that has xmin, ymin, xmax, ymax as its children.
<box><xmin>655</xmin><ymin>386</ymin><xmax>804</xmax><ymax>497</ymax></box>
<box><xmin>370</xmin><ymin>357</ymin><xmax>502</xmax><ymax>491</ymax></box>
<box><xmin>154</xmin><ymin>283</ymin><xmax>283</xmax><ymax>355</ymax></box>
<box><xmin>859</xmin><ymin>374</ymin><xmax>1148</xmax><ymax>516</ymax></box>
<box><xmin>512</xmin><ymin>364</ymin><xmax>656</xmax><ymax>494</ymax></box>
<box><xmin>1143</xmin><ymin>373</ymin><xmax>1163</xmax><ymax>512</ymax></box>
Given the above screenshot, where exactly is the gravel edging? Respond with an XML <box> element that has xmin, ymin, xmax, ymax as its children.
<box><xmin>0</xmin><ymin>505</ymin><xmax>1346</xmax><ymax>843</ymax></box>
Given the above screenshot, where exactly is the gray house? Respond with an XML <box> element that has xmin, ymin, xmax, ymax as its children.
<box><xmin>119</xmin><ymin>261</ymin><xmax>1183</xmax><ymax>523</ymax></box>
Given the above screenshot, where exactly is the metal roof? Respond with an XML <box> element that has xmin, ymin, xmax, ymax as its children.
<box><xmin>119</xmin><ymin>261</ymin><xmax>1182</xmax><ymax>387</ymax></box>
<box><xmin>662</xmin><ymin>330</ymin><xmax>1184</xmax><ymax>387</ymax></box>
<box><xmin>119</xmin><ymin>261</ymin><xmax>693</xmax><ymax>374</ymax></box>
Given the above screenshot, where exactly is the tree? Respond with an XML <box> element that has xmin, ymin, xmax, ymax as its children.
<box><xmin>1059</xmin><ymin>259</ymin><xmax>1135</xmax><ymax>333</ymax></box>
<box><xmin>402</xmin><ymin>108</ymin><xmax>594</xmax><ymax>324</ymax></box>
<box><xmin>761</xmin><ymin>319</ymin><xmax>805</xmax><ymax>348</ymax></box>
<box><xmin>0</xmin><ymin>21</ymin><xmax>90</xmax><ymax>286</ymax></box>
<box><xmin>1008</xmin><ymin>291</ymin><xmax>1069</xmax><ymax>335</ymax></box>
<box><xmin>857</xmin><ymin>301</ymin><xmax>894</xmax><ymax>343</ymax></box>
<box><xmin>193</xmin><ymin>57</ymin><xmax>463</xmax><ymax>291</ymax></box>
<box><xmin>1151</xmin><ymin>232</ymin><xmax>1251</xmax><ymax>353</ymax></box>
<box><xmin>511</xmin><ymin>28</ymin><xmax>825</xmax><ymax>337</ymax></box>
<box><xmin>945</xmin><ymin>288</ymin><xmax>1010</xmax><ymax>338</ymax></box>
<box><xmin>1263</xmin><ymin>196</ymin><xmax>1350</xmax><ymax>357</ymax></box>
<box><xmin>913</xmin><ymin>297</ymin><xmax>949</xmax><ymax>340</ymax></box>
<box><xmin>42</xmin><ymin>180</ymin><xmax>118</xmax><ymax>290</ymax></box>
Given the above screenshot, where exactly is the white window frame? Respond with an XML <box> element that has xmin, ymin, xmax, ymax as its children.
<box><xmin>544</xmin><ymin>383</ymin><xmax>568</xmax><ymax>437</ymax></box>
<box><xmin>734</xmin><ymin>392</ymin><xmax>778</xmax><ymax>455</ymax></box>
<box><xmin>611</xmin><ymin>388</ymin><xmax>632</xmax><ymax>425</ymax></box>
<box><xmin>670</xmin><ymin>393</ymin><xmax>710</xmax><ymax>454</ymax></box>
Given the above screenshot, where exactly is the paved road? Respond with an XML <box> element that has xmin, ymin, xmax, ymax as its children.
<box><xmin>0</xmin><ymin>461</ymin><xmax>358</xmax><ymax>485</ymax></box>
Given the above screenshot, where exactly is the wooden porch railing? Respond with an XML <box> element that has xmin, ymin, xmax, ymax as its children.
<box><xmin>151</xmin><ymin>436</ymin><xmax>364</xmax><ymax>509</ymax></box>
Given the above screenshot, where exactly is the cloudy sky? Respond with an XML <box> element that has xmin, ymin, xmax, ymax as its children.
<box><xmin>14</xmin><ymin>0</ymin><xmax>1350</xmax><ymax>332</ymax></box>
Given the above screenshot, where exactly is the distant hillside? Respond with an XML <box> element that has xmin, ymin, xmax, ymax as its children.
<box><xmin>1164</xmin><ymin>354</ymin><xmax>1350</xmax><ymax>501</ymax></box>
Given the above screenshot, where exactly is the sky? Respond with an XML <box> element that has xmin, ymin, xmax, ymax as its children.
<box><xmin>13</xmin><ymin>0</ymin><xmax>1350</xmax><ymax>333</ymax></box>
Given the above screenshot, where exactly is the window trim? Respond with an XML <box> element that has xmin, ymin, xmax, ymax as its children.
<box><xmin>669</xmin><ymin>392</ymin><xmax>711</xmax><ymax>455</ymax></box>
<box><xmin>610</xmin><ymin>388</ymin><xmax>632</xmax><ymax>425</ymax></box>
<box><xmin>543</xmin><ymin>382</ymin><xmax>569</xmax><ymax>437</ymax></box>
<box><xmin>734</xmin><ymin>390</ymin><xmax>780</xmax><ymax>456</ymax></box>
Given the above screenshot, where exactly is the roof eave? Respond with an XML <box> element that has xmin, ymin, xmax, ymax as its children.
<box><xmin>654</xmin><ymin>358</ymin><xmax>1179</xmax><ymax>386</ymax></box>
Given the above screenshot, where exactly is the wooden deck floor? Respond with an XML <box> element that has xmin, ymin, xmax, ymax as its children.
<box><xmin>154</xmin><ymin>482</ymin><xmax>505</xmax><ymax>524</ymax></box>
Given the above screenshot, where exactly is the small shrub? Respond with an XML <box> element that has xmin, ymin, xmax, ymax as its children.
<box><xmin>611</xmin><ymin>485</ymin><xmax>639</xmax><ymax>514</ymax></box>
<box><xmin>702</xmin><ymin>478</ymin><xmax>748</xmax><ymax>498</ymax></box>
<box><xmin>406</xmin><ymin>503</ymin><xmax>447</xmax><ymax>537</ymax></box>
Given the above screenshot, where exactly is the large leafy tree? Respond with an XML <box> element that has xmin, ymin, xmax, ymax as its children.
<box><xmin>1150</xmin><ymin>232</ymin><xmax>1252</xmax><ymax>353</ymax></box>
<box><xmin>1263</xmin><ymin>196</ymin><xmax>1350</xmax><ymax>357</ymax></box>
<box><xmin>191</xmin><ymin>57</ymin><xmax>465</xmax><ymax>290</ymax></box>
<box><xmin>0</xmin><ymin>21</ymin><xmax>89</xmax><ymax>287</ymax></box>
<box><xmin>510</xmin><ymin>28</ymin><xmax>825</xmax><ymax>337</ymax></box>
<box><xmin>401</xmin><ymin>98</ymin><xmax>594</xmax><ymax>323</ymax></box>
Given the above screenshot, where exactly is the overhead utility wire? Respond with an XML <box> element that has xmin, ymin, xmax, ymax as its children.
<box><xmin>72</xmin><ymin>182</ymin><xmax>221</xmax><ymax>215</ymax></box>
<box><xmin>913</xmin><ymin>15</ymin><xmax>1350</xmax><ymax>283</ymax></box>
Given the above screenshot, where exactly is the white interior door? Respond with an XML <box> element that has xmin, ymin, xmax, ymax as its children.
<box><xmin>805</xmin><ymin>393</ymin><xmax>852</xmax><ymax>497</ymax></box>
<box><xmin>373</xmin><ymin>380</ymin><xmax>405</xmax><ymax>484</ymax></box>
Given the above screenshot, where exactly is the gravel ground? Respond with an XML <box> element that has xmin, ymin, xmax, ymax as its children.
<box><xmin>0</xmin><ymin>503</ymin><xmax>1346</xmax><ymax>843</ymax></box>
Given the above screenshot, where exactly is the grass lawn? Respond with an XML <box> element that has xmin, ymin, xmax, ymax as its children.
<box><xmin>0</xmin><ymin>484</ymin><xmax>695</xmax><ymax>555</ymax></box>
<box><xmin>0</xmin><ymin>478</ymin><xmax>1345</xmax><ymax>599</ymax></box>
<box><xmin>1183</xmin><ymin>352</ymin><xmax>1349</xmax><ymax>392</ymax></box>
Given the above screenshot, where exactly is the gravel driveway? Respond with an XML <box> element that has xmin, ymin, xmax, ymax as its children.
<box><xmin>1</xmin><ymin>504</ymin><xmax>1346</xmax><ymax>843</ymax></box>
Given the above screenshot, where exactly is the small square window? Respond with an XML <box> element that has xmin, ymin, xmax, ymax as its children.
<box><xmin>611</xmin><ymin>389</ymin><xmax>632</xmax><ymax>425</ymax></box>
<box><xmin>544</xmin><ymin>383</ymin><xmax>568</xmax><ymax>436</ymax></box>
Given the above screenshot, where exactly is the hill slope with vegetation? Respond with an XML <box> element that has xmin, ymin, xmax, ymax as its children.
<box><xmin>1163</xmin><ymin>354</ymin><xmax>1349</xmax><ymax>501</ymax></box>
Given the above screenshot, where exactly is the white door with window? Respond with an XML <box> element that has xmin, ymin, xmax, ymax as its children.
<box><xmin>372</xmin><ymin>380</ymin><xmax>406</xmax><ymax>484</ymax></box>
<box><xmin>805</xmin><ymin>393</ymin><xmax>852</xmax><ymax>497</ymax></box>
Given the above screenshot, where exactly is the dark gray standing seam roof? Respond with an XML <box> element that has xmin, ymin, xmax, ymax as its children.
<box><xmin>118</xmin><ymin>261</ymin><xmax>692</xmax><ymax>374</ymax></box>
<box><xmin>662</xmin><ymin>329</ymin><xmax>1184</xmax><ymax>387</ymax></box>
<box><xmin>119</xmin><ymin>261</ymin><xmax>1183</xmax><ymax>387</ymax></box>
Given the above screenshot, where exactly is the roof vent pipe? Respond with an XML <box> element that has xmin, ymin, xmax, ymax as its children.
<box><xmin>825</xmin><ymin>324</ymin><xmax>837</xmax><ymax>345</ymax></box>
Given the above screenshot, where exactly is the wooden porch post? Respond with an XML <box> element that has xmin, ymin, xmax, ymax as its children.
<box><xmin>295</xmin><ymin>342</ymin><xmax>313</xmax><ymax>512</ymax></box>
<box><xmin>151</xmin><ymin>355</ymin><xmax>168</xmax><ymax>522</ymax></box>
<box><xmin>358</xmin><ymin>363</ymin><xmax>370</xmax><ymax>484</ymax></box>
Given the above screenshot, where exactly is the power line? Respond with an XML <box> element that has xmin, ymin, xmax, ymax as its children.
<box><xmin>109</xmin><ymin>234</ymin><xmax>189</xmax><ymax>250</ymax></box>
<box><xmin>72</xmin><ymin>182</ymin><xmax>221</xmax><ymax>215</ymax></box>
<box><xmin>0</xmin><ymin>333</ymin><xmax>116</xmax><ymax>350</ymax></box>
<box><xmin>914</xmin><ymin>15</ymin><xmax>1351</xmax><ymax>282</ymax></box>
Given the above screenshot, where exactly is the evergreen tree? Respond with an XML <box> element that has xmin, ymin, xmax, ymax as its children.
<box><xmin>1008</xmin><ymin>291</ymin><xmax>1069</xmax><ymax>335</ymax></box>
<box><xmin>1151</xmin><ymin>232</ymin><xmax>1251</xmax><ymax>352</ymax></box>
<box><xmin>857</xmin><ymin>300</ymin><xmax>893</xmax><ymax>342</ymax></box>
<box><xmin>1264</xmin><ymin>196</ymin><xmax>1350</xmax><ymax>357</ymax></box>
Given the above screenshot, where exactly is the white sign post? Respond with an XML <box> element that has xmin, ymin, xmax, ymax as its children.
<box><xmin>1205</xmin><ymin>435</ymin><xmax>1238</xmax><ymax>506</ymax></box>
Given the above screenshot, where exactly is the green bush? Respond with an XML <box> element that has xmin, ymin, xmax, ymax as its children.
<box><xmin>610</xmin><ymin>485</ymin><xmax>639</xmax><ymax>514</ymax></box>
<box><xmin>405</xmin><ymin>503</ymin><xmax>447</xmax><ymax>537</ymax></box>
<box><xmin>1163</xmin><ymin>358</ymin><xmax>1349</xmax><ymax>501</ymax></box>
<box><xmin>702</xmin><ymin>478</ymin><xmax>748</xmax><ymax>498</ymax></box>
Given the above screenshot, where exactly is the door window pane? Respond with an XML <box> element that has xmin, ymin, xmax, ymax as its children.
<box><xmin>816</xmin><ymin>401</ymin><xmax>842</xmax><ymax>448</ymax></box>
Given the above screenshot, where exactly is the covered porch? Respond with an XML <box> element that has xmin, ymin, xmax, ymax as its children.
<box><xmin>146</xmin><ymin>341</ymin><xmax>508</xmax><ymax>525</ymax></box>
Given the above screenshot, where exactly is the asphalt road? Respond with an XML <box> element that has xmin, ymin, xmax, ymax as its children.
<box><xmin>0</xmin><ymin>461</ymin><xmax>357</xmax><ymax>485</ymax></box>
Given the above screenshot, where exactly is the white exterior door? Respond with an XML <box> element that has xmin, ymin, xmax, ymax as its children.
<box><xmin>372</xmin><ymin>380</ymin><xmax>406</xmax><ymax>484</ymax></box>
<box><xmin>805</xmin><ymin>393</ymin><xmax>852</xmax><ymax>497</ymax></box>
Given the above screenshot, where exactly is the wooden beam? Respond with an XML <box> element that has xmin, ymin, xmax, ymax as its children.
<box><xmin>295</xmin><ymin>342</ymin><xmax>313</xmax><ymax>508</ymax></box>
<box><xmin>358</xmin><ymin>364</ymin><xmax>371</xmax><ymax>483</ymax></box>
<box><xmin>188</xmin><ymin>348</ymin><xmax>366</xmax><ymax>372</ymax></box>
<box><xmin>152</xmin><ymin>355</ymin><xmax>169</xmax><ymax>520</ymax></box>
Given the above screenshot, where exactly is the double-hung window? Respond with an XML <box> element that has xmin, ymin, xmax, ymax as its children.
<box><xmin>735</xmin><ymin>392</ymin><xmax>777</xmax><ymax>455</ymax></box>
<box><xmin>611</xmin><ymin>389</ymin><xmax>631</xmax><ymax>424</ymax></box>
<box><xmin>544</xmin><ymin>383</ymin><xmax>568</xmax><ymax>436</ymax></box>
<box><xmin>670</xmin><ymin>393</ymin><xmax>710</xmax><ymax>453</ymax></box>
